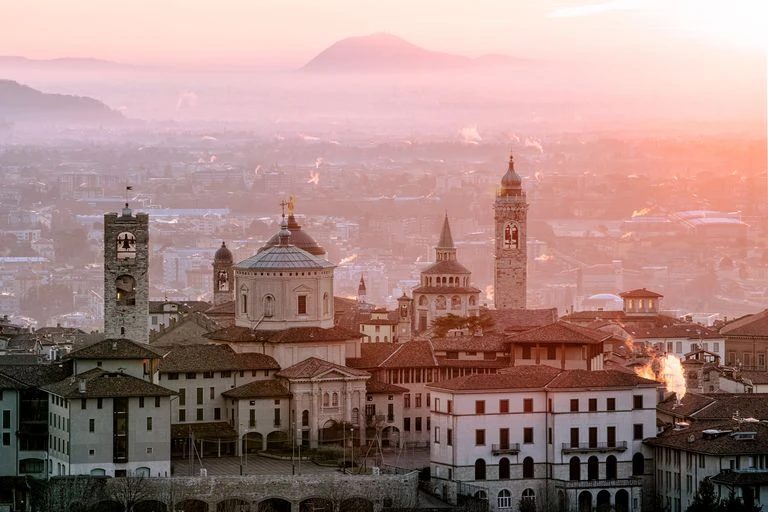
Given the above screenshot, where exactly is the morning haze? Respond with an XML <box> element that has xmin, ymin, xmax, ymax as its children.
<box><xmin>0</xmin><ymin>2</ymin><xmax>767</xmax><ymax>512</ymax></box>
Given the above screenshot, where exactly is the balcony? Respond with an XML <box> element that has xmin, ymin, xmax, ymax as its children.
<box><xmin>561</xmin><ymin>441</ymin><xmax>627</xmax><ymax>454</ymax></box>
<box><xmin>492</xmin><ymin>443</ymin><xmax>521</xmax><ymax>455</ymax></box>
<box><xmin>557</xmin><ymin>477</ymin><xmax>641</xmax><ymax>489</ymax></box>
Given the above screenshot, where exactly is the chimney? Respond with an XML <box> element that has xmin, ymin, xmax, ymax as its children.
<box><xmin>78</xmin><ymin>379</ymin><xmax>87</xmax><ymax>394</ymax></box>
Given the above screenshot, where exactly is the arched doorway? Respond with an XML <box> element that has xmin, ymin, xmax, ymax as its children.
<box><xmin>266</xmin><ymin>430</ymin><xmax>288</xmax><ymax>450</ymax></box>
<box><xmin>381</xmin><ymin>426</ymin><xmax>400</xmax><ymax>448</ymax></box>
<box><xmin>578</xmin><ymin>492</ymin><xmax>592</xmax><ymax>512</ymax></box>
<box><xmin>499</xmin><ymin>457</ymin><xmax>510</xmax><ymax>479</ymax></box>
<box><xmin>474</xmin><ymin>458</ymin><xmax>486</xmax><ymax>480</ymax></box>
<box><xmin>523</xmin><ymin>457</ymin><xmax>534</xmax><ymax>478</ymax></box>
<box><xmin>340</xmin><ymin>497</ymin><xmax>373</xmax><ymax>512</ymax></box>
<box><xmin>606</xmin><ymin>455</ymin><xmax>617</xmax><ymax>480</ymax></box>
<box><xmin>244</xmin><ymin>432</ymin><xmax>263</xmax><ymax>453</ymax></box>
<box><xmin>176</xmin><ymin>499</ymin><xmax>208</xmax><ymax>512</ymax></box>
<box><xmin>257</xmin><ymin>498</ymin><xmax>290</xmax><ymax>512</ymax></box>
<box><xmin>217</xmin><ymin>498</ymin><xmax>249</xmax><ymax>512</ymax></box>
<box><xmin>134</xmin><ymin>501</ymin><xmax>167</xmax><ymax>512</ymax></box>
<box><xmin>588</xmin><ymin>456</ymin><xmax>599</xmax><ymax>480</ymax></box>
<box><xmin>596</xmin><ymin>490</ymin><xmax>611</xmax><ymax>512</ymax></box>
<box><xmin>615</xmin><ymin>489</ymin><xmax>629</xmax><ymax>512</ymax></box>
<box><xmin>632</xmin><ymin>452</ymin><xmax>645</xmax><ymax>475</ymax></box>
<box><xmin>569</xmin><ymin>457</ymin><xmax>581</xmax><ymax>481</ymax></box>
<box><xmin>300</xmin><ymin>498</ymin><xmax>332</xmax><ymax>512</ymax></box>
<box><xmin>558</xmin><ymin>491</ymin><xmax>566</xmax><ymax>512</ymax></box>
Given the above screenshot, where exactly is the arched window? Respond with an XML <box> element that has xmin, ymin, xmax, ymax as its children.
<box><xmin>302</xmin><ymin>410</ymin><xmax>309</xmax><ymax>427</ymax></box>
<box><xmin>449</xmin><ymin>277</ymin><xmax>454</xmax><ymax>285</ymax></box>
<box><xmin>331</xmin><ymin>392</ymin><xmax>339</xmax><ymax>407</ymax></box>
<box><xmin>523</xmin><ymin>457</ymin><xmax>534</xmax><ymax>478</ymax></box>
<box><xmin>375</xmin><ymin>336</ymin><xmax>380</xmax><ymax>342</ymax></box>
<box><xmin>419</xmin><ymin>295</ymin><xmax>428</xmax><ymax>306</ymax></box>
<box><xmin>499</xmin><ymin>458</ymin><xmax>510</xmax><ymax>479</ymax></box>
<box><xmin>322</xmin><ymin>393</ymin><xmax>329</xmax><ymax>407</ymax></box>
<box><xmin>587</xmin><ymin>456</ymin><xmax>599</xmax><ymax>480</ymax></box>
<box><xmin>135</xmin><ymin>467</ymin><xmax>150</xmax><ymax>477</ymax></box>
<box><xmin>216</xmin><ymin>270</ymin><xmax>229</xmax><ymax>291</ymax></box>
<box><xmin>569</xmin><ymin>457</ymin><xmax>581</xmax><ymax>481</ymax></box>
<box><xmin>632</xmin><ymin>452</ymin><xmax>645</xmax><ymax>475</ymax></box>
<box><xmin>503</xmin><ymin>223</ymin><xmax>519</xmax><ymax>249</ymax></box>
<box><xmin>240</xmin><ymin>285</ymin><xmax>248</xmax><ymax>315</ymax></box>
<box><xmin>436</xmin><ymin>296</ymin><xmax>446</xmax><ymax>310</ymax></box>
<box><xmin>522</xmin><ymin>489</ymin><xmax>536</xmax><ymax>504</ymax></box>
<box><xmin>116</xmin><ymin>232</ymin><xmax>136</xmax><ymax>260</ymax></box>
<box><xmin>474</xmin><ymin>458</ymin><xmax>486</xmax><ymax>480</ymax></box>
<box><xmin>352</xmin><ymin>407</ymin><xmax>359</xmax><ymax>424</ymax></box>
<box><xmin>469</xmin><ymin>295</ymin><xmax>477</xmax><ymax>306</ymax></box>
<box><xmin>606</xmin><ymin>455</ymin><xmax>617</xmax><ymax>480</ymax></box>
<box><xmin>384</xmin><ymin>336</ymin><xmax>388</xmax><ymax>342</ymax></box>
<box><xmin>323</xmin><ymin>292</ymin><xmax>329</xmax><ymax>315</ymax></box>
<box><xmin>451</xmin><ymin>296</ymin><xmax>461</xmax><ymax>308</ymax></box>
<box><xmin>115</xmin><ymin>275</ymin><xmax>136</xmax><ymax>306</ymax></box>
<box><xmin>263</xmin><ymin>295</ymin><xmax>275</xmax><ymax>317</ymax></box>
<box><xmin>498</xmin><ymin>490</ymin><xmax>512</xmax><ymax>510</ymax></box>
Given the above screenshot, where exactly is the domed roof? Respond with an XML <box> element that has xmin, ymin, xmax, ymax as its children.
<box><xmin>214</xmin><ymin>241</ymin><xmax>233</xmax><ymax>263</ymax></box>
<box><xmin>260</xmin><ymin>214</ymin><xmax>326</xmax><ymax>256</ymax></box>
<box><xmin>236</xmin><ymin>245</ymin><xmax>335</xmax><ymax>271</ymax></box>
<box><xmin>500</xmin><ymin>153</ymin><xmax>522</xmax><ymax>192</ymax></box>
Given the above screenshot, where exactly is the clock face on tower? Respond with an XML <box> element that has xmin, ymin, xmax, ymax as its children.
<box><xmin>503</xmin><ymin>222</ymin><xmax>519</xmax><ymax>249</ymax></box>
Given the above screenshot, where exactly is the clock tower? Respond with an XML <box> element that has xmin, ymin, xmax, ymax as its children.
<box><xmin>103</xmin><ymin>203</ymin><xmax>150</xmax><ymax>343</ymax></box>
<box><xmin>494</xmin><ymin>153</ymin><xmax>528</xmax><ymax>309</ymax></box>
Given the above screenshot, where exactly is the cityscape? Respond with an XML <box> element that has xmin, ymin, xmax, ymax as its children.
<box><xmin>0</xmin><ymin>2</ymin><xmax>766</xmax><ymax>512</ymax></box>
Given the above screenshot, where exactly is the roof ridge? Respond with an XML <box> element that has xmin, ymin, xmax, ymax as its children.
<box><xmin>379</xmin><ymin>343</ymin><xmax>406</xmax><ymax>367</ymax></box>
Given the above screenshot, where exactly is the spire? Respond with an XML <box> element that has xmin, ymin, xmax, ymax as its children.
<box><xmin>500</xmin><ymin>151</ymin><xmax>523</xmax><ymax>195</ymax></box>
<box><xmin>437</xmin><ymin>213</ymin><xmax>454</xmax><ymax>249</ymax></box>
<box><xmin>277</xmin><ymin>201</ymin><xmax>291</xmax><ymax>246</ymax></box>
<box><xmin>358</xmin><ymin>275</ymin><xmax>367</xmax><ymax>295</ymax></box>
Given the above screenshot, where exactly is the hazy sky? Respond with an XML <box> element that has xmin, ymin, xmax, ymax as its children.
<box><xmin>3</xmin><ymin>0</ymin><xmax>765</xmax><ymax>68</ymax></box>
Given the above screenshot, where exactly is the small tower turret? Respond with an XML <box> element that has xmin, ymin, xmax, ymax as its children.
<box><xmin>213</xmin><ymin>241</ymin><xmax>234</xmax><ymax>306</ymax></box>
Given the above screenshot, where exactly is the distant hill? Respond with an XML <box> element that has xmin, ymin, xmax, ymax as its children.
<box><xmin>301</xmin><ymin>33</ymin><xmax>530</xmax><ymax>73</ymax></box>
<box><xmin>0</xmin><ymin>80</ymin><xmax>123</xmax><ymax>122</ymax></box>
<box><xmin>0</xmin><ymin>55</ymin><xmax>132</xmax><ymax>70</ymax></box>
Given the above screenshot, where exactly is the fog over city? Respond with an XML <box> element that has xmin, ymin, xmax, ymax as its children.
<box><xmin>0</xmin><ymin>2</ymin><xmax>767</xmax><ymax>511</ymax></box>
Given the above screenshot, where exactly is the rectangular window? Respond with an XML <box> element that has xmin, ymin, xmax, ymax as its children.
<box><xmin>89</xmin><ymin>418</ymin><xmax>95</xmax><ymax>432</ymax></box>
<box><xmin>500</xmin><ymin>399</ymin><xmax>509</xmax><ymax>413</ymax></box>
<box><xmin>298</xmin><ymin>295</ymin><xmax>307</xmax><ymax>315</ymax></box>
<box><xmin>548</xmin><ymin>427</ymin><xmax>553</xmax><ymax>445</ymax></box>
<box><xmin>634</xmin><ymin>423</ymin><xmax>644</xmax><ymax>440</ymax></box>
<box><xmin>274</xmin><ymin>407</ymin><xmax>281</xmax><ymax>427</ymax></box>
<box><xmin>415</xmin><ymin>417</ymin><xmax>422</xmax><ymax>431</ymax></box>
<box><xmin>633</xmin><ymin>395</ymin><xmax>643</xmax><ymax>409</ymax></box>
<box><xmin>186</xmin><ymin>372</ymin><xmax>196</xmax><ymax>379</ymax></box>
<box><xmin>146</xmin><ymin>417</ymin><xmax>152</xmax><ymax>431</ymax></box>
<box><xmin>447</xmin><ymin>429</ymin><xmax>453</xmax><ymax>446</ymax></box>
<box><xmin>155</xmin><ymin>396</ymin><xmax>160</xmax><ymax>408</ymax></box>
<box><xmin>404</xmin><ymin>417</ymin><xmax>411</xmax><ymax>432</ymax></box>
<box><xmin>499</xmin><ymin>428</ymin><xmax>509</xmax><ymax>449</ymax></box>
<box><xmin>179</xmin><ymin>389</ymin><xmax>186</xmax><ymax>406</ymax></box>
<box><xmin>179</xmin><ymin>409</ymin><xmax>186</xmax><ymax>422</ymax></box>
<box><xmin>197</xmin><ymin>408</ymin><xmax>203</xmax><ymax>421</ymax></box>
<box><xmin>197</xmin><ymin>388</ymin><xmax>203</xmax><ymax>405</ymax></box>
<box><xmin>97</xmin><ymin>398</ymin><xmax>103</xmax><ymax>409</ymax></box>
<box><xmin>521</xmin><ymin>344</ymin><xmax>532</xmax><ymax>359</ymax></box>
<box><xmin>588</xmin><ymin>398</ymin><xmax>597</xmax><ymax>412</ymax></box>
<box><xmin>589</xmin><ymin>427</ymin><xmax>598</xmax><ymax>447</ymax></box>
<box><xmin>81</xmin><ymin>399</ymin><xmax>87</xmax><ymax>410</ymax></box>
<box><xmin>203</xmin><ymin>371</ymin><xmax>213</xmax><ymax>379</ymax></box>
<box><xmin>523</xmin><ymin>427</ymin><xmax>534</xmax><ymax>444</ymax></box>
<box><xmin>435</xmin><ymin>427</ymin><xmax>440</xmax><ymax>443</ymax></box>
<box><xmin>2</xmin><ymin>410</ymin><xmax>9</xmax><ymax>429</ymax></box>
<box><xmin>523</xmin><ymin>398</ymin><xmax>533</xmax><ymax>413</ymax></box>
<box><xmin>139</xmin><ymin>397</ymin><xmax>145</xmax><ymax>408</ymax></box>
<box><xmin>415</xmin><ymin>393</ymin><xmax>422</xmax><ymax>408</ymax></box>
<box><xmin>426</xmin><ymin>417</ymin><xmax>430</xmax><ymax>431</ymax></box>
<box><xmin>475</xmin><ymin>429</ymin><xmax>486</xmax><ymax>445</ymax></box>
<box><xmin>570</xmin><ymin>427</ymin><xmax>579</xmax><ymax>447</ymax></box>
<box><xmin>241</xmin><ymin>294</ymin><xmax>247</xmax><ymax>314</ymax></box>
<box><xmin>387</xmin><ymin>404</ymin><xmax>394</xmax><ymax>422</ymax></box>
<box><xmin>607</xmin><ymin>398</ymin><xmax>616</xmax><ymax>411</ymax></box>
<box><xmin>214</xmin><ymin>408</ymin><xmax>221</xmax><ymax>421</ymax></box>
<box><xmin>221</xmin><ymin>371</ymin><xmax>232</xmax><ymax>378</ymax></box>
<box><xmin>475</xmin><ymin>400</ymin><xmax>485</xmax><ymax>414</ymax></box>
<box><xmin>426</xmin><ymin>393</ymin><xmax>430</xmax><ymax>407</ymax></box>
<box><xmin>404</xmin><ymin>394</ymin><xmax>410</xmax><ymax>408</ymax></box>
<box><xmin>209</xmin><ymin>387</ymin><xmax>215</xmax><ymax>400</ymax></box>
<box><xmin>168</xmin><ymin>373</ymin><xmax>179</xmax><ymax>380</ymax></box>
<box><xmin>607</xmin><ymin>426</ymin><xmax>616</xmax><ymax>447</ymax></box>
<box><xmin>447</xmin><ymin>400</ymin><xmax>453</xmax><ymax>414</ymax></box>
<box><xmin>434</xmin><ymin>398</ymin><xmax>440</xmax><ymax>412</ymax></box>
<box><xmin>2</xmin><ymin>432</ymin><xmax>10</xmax><ymax>446</ymax></box>
<box><xmin>570</xmin><ymin>399</ymin><xmax>579</xmax><ymax>412</ymax></box>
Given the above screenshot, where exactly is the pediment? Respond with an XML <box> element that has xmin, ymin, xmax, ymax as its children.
<box><xmin>293</xmin><ymin>284</ymin><xmax>313</xmax><ymax>293</ymax></box>
<box><xmin>313</xmin><ymin>369</ymin><xmax>356</xmax><ymax>381</ymax></box>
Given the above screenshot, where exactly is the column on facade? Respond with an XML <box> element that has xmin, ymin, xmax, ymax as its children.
<box><xmin>310</xmin><ymin>388</ymin><xmax>319</xmax><ymax>448</ymax></box>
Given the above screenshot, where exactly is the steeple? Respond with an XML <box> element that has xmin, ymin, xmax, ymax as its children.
<box><xmin>500</xmin><ymin>152</ymin><xmax>523</xmax><ymax>196</ymax></box>
<box><xmin>358</xmin><ymin>275</ymin><xmax>367</xmax><ymax>304</ymax></box>
<box><xmin>435</xmin><ymin>213</ymin><xmax>457</xmax><ymax>262</ymax></box>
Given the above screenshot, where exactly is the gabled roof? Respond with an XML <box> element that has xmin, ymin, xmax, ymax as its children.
<box><xmin>277</xmin><ymin>357</ymin><xmax>370</xmax><ymax>380</ymax></box>
<box><xmin>691</xmin><ymin>394</ymin><xmax>768</xmax><ymax>421</ymax></box>
<box><xmin>366</xmin><ymin>379</ymin><xmax>409</xmax><ymax>394</ymax></box>
<box><xmin>222</xmin><ymin>379</ymin><xmax>291</xmax><ymax>399</ymax></box>
<box><xmin>508</xmin><ymin>320</ymin><xmax>613</xmax><ymax>345</ymax></box>
<box><xmin>656</xmin><ymin>391</ymin><xmax>717</xmax><ymax>419</ymax></box>
<box><xmin>0</xmin><ymin>372</ymin><xmax>27</xmax><ymax>390</ymax></box>
<box><xmin>0</xmin><ymin>361</ymin><xmax>72</xmax><ymax>387</ymax></box>
<box><xmin>628</xmin><ymin>324</ymin><xmax>722</xmax><ymax>339</ymax></box>
<box><xmin>68</xmin><ymin>338</ymin><xmax>166</xmax><ymax>360</ymax></box>
<box><xmin>719</xmin><ymin>309</ymin><xmax>768</xmax><ymax>337</ymax></box>
<box><xmin>545</xmin><ymin>369</ymin><xmax>658</xmax><ymax>389</ymax></box>
<box><xmin>380</xmin><ymin>340</ymin><xmax>438</xmax><ymax>368</ymax></box>
<box><xmin>205</xmin><ymin>325</ymin><xmax>361</xmax><ymax>344</ymax></box>
<box><xmin>42</xmin><ymin>368</ymin><xmax>175</xmax><ymax>398</ymax></box>
<box><xmin>486</xmin><ymin>308</ymin><xmax>559</xmax><ymax>333</ymax></box>
<box><xmin>346</xmin><ymin>343</ymin><xmax>399</xmax><ymax>369</ymax></box>
<box><xmin>206</xmin><ymin>300</ymin><xmax>235</xmax><ymax>315</ymax></box>
<box><xmin>619</xmin><ymin>288</ymin><xmax>663</xmax><ymax>299</ymax></box>
<box><xmin>429</xmin><ymin>365</ymin><xmax>562</xmax><ymax>391</ymax></box>
<box><xmin>158</xmin><ymin>344</ymin><xmax>279</xmax><ymax>373</ymax></box>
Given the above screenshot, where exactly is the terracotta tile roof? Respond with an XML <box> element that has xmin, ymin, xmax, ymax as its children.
<box><xmin>380</xmin><ymin>340</ymin><xmax>438</xmax><ymax>368</ymax></box>
<box><xmin>646</xmin><ymin>421</ymin><xmax>768</xmax><ymax>456</ymax></box>
<box><xmin>509</xmin><ymin>321</ymin><xmax>613</xmax><ymax>345</ymax></box>
<box><xmin>627</xmin><ymin>324</ymin><xmax>722</xmax><ymax>339</ymax></box>
<box><xmin>712</xmin><ymin>469</ymin><xmax>768</xmax><ymax>486</ymax></box>
<box><xmin>67</xmin><ymin>338</ymin><xmax>166</xmax><ymax>360</ymax></box>
<box><xmin>35</xmin><ymin>326</ymin><xmax>87</xmax><ymax>335</ymax></box>
<box><xmin>619</xmin><ymin>288</ymin><xmax>663</xmax><ymax>299</ymax></box>
<box><xmin>485</xmin><ymin>308</ymin><xmax>559</xmax><ymax>333</ymax></box>
<box><xmin>366</xmin><ymin>380</ymin><xmax>409</xmax><ymax>394</ymax></box>
<box><xmin>205</xmin><ymin>325</ymin><xmax>361</xmax><ymax>344</ymax></box>
<box><xmin>362</xmin><ymin>318</ymin><xmax>398</xmax><ymax>326</ymax></box>
<box><xmin>222</xmin><ymin>379</ymin><xmax>291</xmax><ymax>399</ymax></box>
<box><xmin>691</xmin><ymin>394</ymin><xmax>768</xmax><ymax>421</ymax></box>
<box><xmin>545</xmin><ymin>369</ymin><xmax>659</xmax><ymax>389</ymax></box>
<box><xmin>560</xmin><ymin>311</ymin><xmax>626</xmax><ymax>322</ymax></box>
<box><xmin>0</xmin><ymin>361</ymin><xmax>72</xmax><ymax>387</ymax></box>
<box><xmin>277</xmin><ymin>357</ymin><xmax>370</xmax><ymax>379</ymax></box>
<box><xmin>149</xmin><ymin>300</ymin><xmax>210</xmax><ymax>314</ymax></box>
<box><xmin>418</xmin><ymin>260</ymin><xmax>473</xmax><ymax>275</ymax></box>
<box><xmin>171</xmin><ymin>421</ymin><xmax>237</xmax><ymax>440</ymax></box>
<box><xmin>733</xmin><ymin>370</ymin><xmax>768</xmax><ymax>385</ymax></box>
<box><xmin>346</xmin><ymin>343</ymin><xmax>399</xmax><ymax>369</ymax></box>
<box><xmin>430</xmin><ymin>365</ymin><xmax>562</xmax><ymax>391</ymax></box>
<box><xmin>435</xmin><ymin>357</ymin><xmax>510</xmax><ymax>369</ymax></box>
<box><xmin>159</xmin><ymin>344</ymin><xmax>279</xmax><ymax>373</ymax></box>
<box><xmin>720</xmin><ymin>309</ymin><xmax>768</xmax><ymax>337</ymax></box>
<box><xmin>431</xmin><ymin>334</ymin><xmax>508</xmax><ymax>352</ymax></box>
<box><xmin>42</xmin><ymin>368</ymin><xmax>175</xmax><ymax>398</ymax></box>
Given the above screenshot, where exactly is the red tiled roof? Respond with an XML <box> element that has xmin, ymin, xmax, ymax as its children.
<box><xmin>508</xmin><ymin>321</ymin><xmax>613</xmax><ymax>345</ymax></box>
<box><xmin>347</xmin><ymin>343</ymin><xmax>400</xmax><ymax>369</ymax></box>
<box><xmin>485</xmin><ymin>308</ymin><xmax>559</xmax><ymax>333</ymax></box>
<box><xmin>545</xmin><ymin>369</ymin><xmax>658</xmax><ymax>389</ymax></box>
<box><xmin>222</xmin><ymin>379</ymin><xmax>291</xmax><ymax>399</ymax></box>
<box><xmin>42</xmin><ymin>368</ymin><xmax>175</xmax><ymax>398</ymax></box>
<box><xmin>158</xmin><ymin>344</ymin><xmax>280</xmax><ymax>372</ymax></box>
<box><xmin>277</xmin><ymin>357</ymin><xmax>370</xmax><ymax>379</ymax></box>
<box><xmin>205</xmin><ymin>325</ymin><xmax>361</xmax><ymax>344</ymax></box>
<box><xmin>720</xmin><ymin>309</ymin><xmax>768</xmax><ymax>337</ymax></box>
<box><xmin>435</xmin><ymin>357</ymin><xmax>510</xmax><ymax>368</ymax></box>
<box><xmin>646</xmin><ymin>420</ymin><xmax>768</xmax><ymax>456</ymax></box>
<box><xmin>418</xmin><ymin>260</ymin><xmax>473</xmax><ymax>275</ymax></box>
<box><xmin>380</xmin><ymin>340</ymin><xmax>438</xmax><ymax>368</ymax></box>
<box><xmin>206</xmin><ymin>300</ymin><xmax>235</xmax><ymax>315</ymax></box>
<box><xmin>628</xmin><ymin>324</ymin><xmax>722</xmax><ymax>339</ymax></box>
<box><xmin>68</xmin><ymin>338</ymin><xmax>166</xmax><ymax>360</ymax></box>
<box><xmin>430</xmin><ymin>365</ymin><xmax>562</xmax><ymax>391</ymax></box>
<box><xmin>619</xmin><ymin>288</ymin><xmax>663</xmax><ymax>299</ymax></box>
<box><xmin>366</xmin><ymin>379</ymin><xmax>409</xmax><ymax>394</ymax></box>
<box><xmin>431</xmin><ymin>334</ymin><xmax>508</xmax><ymax>352</ymax></box>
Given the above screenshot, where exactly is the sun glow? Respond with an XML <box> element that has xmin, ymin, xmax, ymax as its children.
<box><xmin>662</xmin><ymin>0</ymin><xmax>767</xmax><ymax>49</ymax></box>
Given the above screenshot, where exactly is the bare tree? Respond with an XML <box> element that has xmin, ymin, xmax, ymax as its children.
<box><xmin>110</xmin><ymin>476</ymin><xmax>154</xmax><ymax>512</ymax></box>
<box><xmin>44</xmin><ymin>475</ymin><xmax>109</xmax><ymax>512</ymax></box>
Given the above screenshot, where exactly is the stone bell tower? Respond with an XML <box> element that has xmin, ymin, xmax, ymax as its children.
<box><xmin>494</xmin><ymin>153</ymin><xmax>528</xmax><ymax>309</ymax></box>
<box><xmin>103</xmin><ymin>203</ymin><xmax>149</xmax><ymax>343</ymax></box>
<box><xmin>213</xmin><ymin>241</ymin><xmax>234</xmax><ymax>306</ymax></box>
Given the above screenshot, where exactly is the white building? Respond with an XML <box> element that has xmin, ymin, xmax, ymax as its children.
<box><xmin>428</xmin><ymin>366</ymin><xmax>658</xmax><ymax>512</ymax></box>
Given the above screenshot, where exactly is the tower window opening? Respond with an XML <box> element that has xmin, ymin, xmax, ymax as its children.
<box><xmin>115</xmin><ymin>275</ymin><xmax>136</xmax><ymax>306</ymax></box>
<box><xmin>116</xmin><ymin>232</ymin><xmax>136</xmax><ymax>260</ymax></box>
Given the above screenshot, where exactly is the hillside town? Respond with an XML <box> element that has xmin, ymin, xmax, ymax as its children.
<box><xmin>1</xmin><ymin>152</ymin><xmax>767</xmax><ymax>512</ymax></box>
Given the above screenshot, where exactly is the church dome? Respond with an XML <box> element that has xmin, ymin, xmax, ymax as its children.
<box><xmin>260</xmin><ymin>214</ymin><xmax>326</xmax><ymax>256</ymax></box>
<box><xmin>214</xmin><ymin>241</ymin><xmax>233</xmax><ymax>263</ymax></box>
<box><xmin>500</xmin><ymin>153</ymin><xmax>522</xmax><ymax>193</ymax></box>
